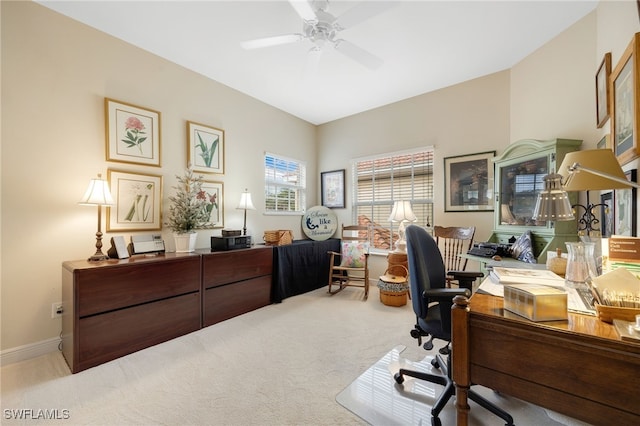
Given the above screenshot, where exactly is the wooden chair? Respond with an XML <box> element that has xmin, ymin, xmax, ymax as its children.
<box><xmin>327</xmin><ymin>225</ymin><xmax>371</xmax><ymax>300</ymax></box>
<box><xmin>433</xmin><ymin>225</ymin><xmax>476</xmax><ymax>288</ymax></box>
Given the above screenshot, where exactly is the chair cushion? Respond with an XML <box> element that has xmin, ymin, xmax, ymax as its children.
<box><xmin>339</xmin><ymin>241</ymin><xmax>369</xmax><ymax>267</ymax></box>
<box><xmin>510</xmin><ymin>230</ymin><xmax>536</xmax><ymax>263</ymax></box>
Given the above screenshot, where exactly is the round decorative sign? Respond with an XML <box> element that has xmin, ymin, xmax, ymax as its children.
<box><xmin>302</xmin><ymin>206</ymin><xmax>338</xmax><ymax>241</ymax></box>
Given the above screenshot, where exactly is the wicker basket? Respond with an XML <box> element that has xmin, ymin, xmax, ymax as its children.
<box><xmin>377</xmin><ymin>266</ymin><xmax>409</xmax><ymax>307</ymax></box>
<box><xmin>264</xmin><ymin>230</ymin><xmax>293</xmax><ymax>246</ymax></box>
<box><xmin>595</xmin><ymin>302</ymin><xmax>640</xmax><ymax>323</ymax></box>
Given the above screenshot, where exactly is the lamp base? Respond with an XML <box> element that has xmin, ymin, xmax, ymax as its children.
<box><xmin>88</xmin><ymin>251</ymin><xmax>109</xmax><ymax>262</ymax></box>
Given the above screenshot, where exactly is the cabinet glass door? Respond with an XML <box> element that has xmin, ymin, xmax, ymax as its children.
<box><xmin>499</xmin><ymin>156</ymin><xmax>548</xmax><ymax>227</ymax></box>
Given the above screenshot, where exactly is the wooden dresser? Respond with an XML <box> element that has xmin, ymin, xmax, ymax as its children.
<box><xmin>62</xmin><ymin>247</ymin><xmax>273</xmax><ymax>373</ymax></box>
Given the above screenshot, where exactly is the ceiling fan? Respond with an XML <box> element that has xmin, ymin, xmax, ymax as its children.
<box><xmin>241</xmin><ymin>0</ymin><xmax>396</xmax><ymax>70</ymax></box>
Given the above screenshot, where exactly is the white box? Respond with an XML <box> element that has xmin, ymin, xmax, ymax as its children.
<box><xmin>504</xmin><ymin>284</ymin><xmax>568</xmax><ymax>321</ymax></box>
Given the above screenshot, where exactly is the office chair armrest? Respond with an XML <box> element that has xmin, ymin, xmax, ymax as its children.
<box><xmin>423</xmin><ymin>287</ymin><xmax>470</xmax><ymax>301</ymax></box>
<box><xmin>448</xmin><ymin>270</ymin><xmax>484</xmax><ymax>291</ymax></box>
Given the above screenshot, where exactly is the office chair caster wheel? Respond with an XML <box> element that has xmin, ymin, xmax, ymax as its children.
<box><xmin>393</xmin><ymin>372</ymin><xmax>404</xmax><ymax>384</ymax></box>
<box><xmin>431</xmin><ymin>416</ymin><xmax>442</xmax><ymax>426</ymax></box>
<box><xmin>431</xmin><ymin>358</ymin><xmax>440</xmax><ymax>369</ymax></box>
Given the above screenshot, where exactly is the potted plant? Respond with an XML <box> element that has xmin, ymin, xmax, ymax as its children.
<box><xmin>166</xmin><ymin>166</ymin><xmax>211</xmax><ymax>252</ymax></box>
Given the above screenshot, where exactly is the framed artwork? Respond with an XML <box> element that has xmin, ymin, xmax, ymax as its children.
<box><xmin>105</xmin><ymin>98</ymin><xmax>161</xmax><ymax>167</ymax></box>
<box><xmin>321</xmin><ymin>169</ymin><xmax>346</xmax><ymax>208</ymax></box>
<box><xmin>610</xmin><ymin>33</ymin><xmax>639</xmax><ymax>164</ymax></box>
<box><xmin>614</xmin><ymin>169</ymin><xmax>637</xmax><ymax>236</ymax></box>
<box><xmin>200</xmin><ymin>181</ymin><xmax>224</xmax><ymax>229</ymax></box>
<box><xmin>444</xmin><ymin>151</ymin><xmax>495</xmax><ymax>212</ymax></box>
<box><xmin>187</xmin><ymin>121</ymin><xmax>224</xmax><ymax>174</ymax></box>
<box><xmin>106</xmin><ymin>169</ymin><xmax>163</xmax><ymax>231</ymax></box>
<box><xmin>595</xmin><ymin>52</ymin><xmax>611</xmax><ymax>128</ymax></box>
<box><xmin>600</xmin><ymin>191</ymin><xmax>614</xmax><ymax>238</ymax></box>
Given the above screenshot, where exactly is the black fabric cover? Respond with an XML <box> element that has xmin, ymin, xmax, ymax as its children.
<box><xmin>272</xmin><ymin>238</ymin><xmax>341</xmax><ymax>303</ymax></box>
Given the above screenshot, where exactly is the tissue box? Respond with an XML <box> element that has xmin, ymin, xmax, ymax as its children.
<box><xmin>504</xmin><ymin>284</ymin><xmax>568</xmax><ymax>321</ymax></box>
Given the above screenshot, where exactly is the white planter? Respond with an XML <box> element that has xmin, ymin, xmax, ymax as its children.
<box><xmin>174</xmin><ymin>232</ymin><xmax>197</xmax><ymax>253</ymax></box>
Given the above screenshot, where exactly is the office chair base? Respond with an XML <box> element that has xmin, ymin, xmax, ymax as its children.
<box><xmin>394</xmin><ymin>354</ymin><xmax>514</xmax><ymax>426</ymax></box>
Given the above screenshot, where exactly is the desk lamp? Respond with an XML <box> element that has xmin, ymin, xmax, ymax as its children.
<box><xmin>79</xmin><ymin>174</ymin><xmax>114</xmax><ymax>261</ymax></box>
<box><xmin>236</xmin><ymin>189</ymin><xmax>256</xmax><ymax>236</ymax></box>
<box><xmin>557</xmin><ymin>149</ymin><xmax>640</xmax><ymax>235</ymax></box>
<box><xmin>388</xmin><ymin>200</ymin><xmax>417</xmax><ymax>252</ymax></box>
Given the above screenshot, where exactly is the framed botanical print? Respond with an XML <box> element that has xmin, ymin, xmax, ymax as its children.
<box><xmin>105</xmin><ymin>98</ymin><xmax>161</xmax><ymax>167</ymax></box>
<box><xmin>106</xmin><ymin>169</ymin><xmax>163</xmax><ymax>231</ymax></box>
<box><xmin>199</xmin><ymin>181</ymin><xmax>224</xmax><ymax>229</ymax></box>
<box><xmin>610</xmin><ymin>33</ymin><xmax>640</xmax><ymax>164</ymax></box>
<box><xmin>187</xmin><ymin>121</ymin><xmax>224</xmax><ymax>174</ymax></box>
<box><xmin>444</xmin><ymin>151</ymin><xmax>495</xmax><ymax>212</ymax></box>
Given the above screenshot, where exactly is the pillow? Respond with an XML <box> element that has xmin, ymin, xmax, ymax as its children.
<box><xmin>510</xmin><ymin>231</ymin><xmax>536</xmax><ymax>264</ymax></box>
<box><xmin>340</xmin><ymin>241</ymin><xmax>369</xmax><ymax>267</ymax></box>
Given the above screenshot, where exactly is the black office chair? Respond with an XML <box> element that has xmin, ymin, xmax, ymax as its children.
<box><xmin>394</xmin><ymin>225</ymin><xmax>513</xmax><ymax>426</ymax></box>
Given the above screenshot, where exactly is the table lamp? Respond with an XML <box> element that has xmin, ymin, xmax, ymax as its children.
<box><xmin>79</xmin><ymin>174</ymin><xmax>114</xmax><ymax>261</ymax></box>
<box><xmin>236</xmin><ymin>189</ymin><xmax>256</xmax><ymax>236</ymax></box>
<box><xmin>388</xmin><ymin>200</ymin><xmax>417</xmax><ymax>252</ymax></box>
<box><xmin>532</xmin><ymin>172</ymin><xmax>574</xmax><ymax>222</ymax></box>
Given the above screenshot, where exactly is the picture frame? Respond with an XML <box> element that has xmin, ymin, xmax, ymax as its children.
<box><xmin>106</xmin><ymin>169</ymin><xmax>163</xmax><ymax>232</ymax></box>
<box><xmin>105</xmin><ymin>98</ymin><xmax>161</xmax><ymax>167</ymax></box>
<box><xmin>597</xmin><ymin>134</ymin><xmax>610</xmax><ymax>150</ymax></box>
<box><xmin>321</xmin><ymin>169</ymin><xmax>346</xmax><ymax>208</ymax></box>
<box><xmin>200</xmin><ymin>181</ymin><xmax>224</xmax><ymax>229</ymax></box>
<box><xmin>595</xmin><ymin>52</ymin><xmax>611</xmax><ymax>128</ymax></box>
<box><xmin>187</xmin><ymin>121</ymin><xmax>224</xmax><ymax>174</ymax></box>
<box><xmin>600</xmin><ymin>191</ymin><xmax>614</xmax><ymax>238</ymax></box>
<box><xmin>444</xmin><ymin>151</ymin><xmax>495</xmax><ymax>212</ymax></box>
<box><xmin>610</xmin><ymin>33</ymin><xmax>639</xmax><ymax>164</ymax></box>
<box><xmin>614</xmin><ymin>169</ymin><xmax>637</xmax><ymax>236</ymax></box>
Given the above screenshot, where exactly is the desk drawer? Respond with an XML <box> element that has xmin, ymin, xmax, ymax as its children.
<box><xmin>202</xmin><ymin>247</ymin><xmax>272</xmax><ymax>288</ymax></box>
<box><xmin>203</xmin><ymin>275</ymin><xmax>271</xmax><ymax>326</ymax></box>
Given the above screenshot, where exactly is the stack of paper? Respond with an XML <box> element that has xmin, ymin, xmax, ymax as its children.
<box><xmin>489</xmin><ymin>267</ymin><xmax>565</xmax><ymax>286</ymax></box>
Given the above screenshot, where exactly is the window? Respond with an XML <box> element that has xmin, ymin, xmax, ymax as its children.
<box><xmin>264</xmin><ymin>152</ymin><xmax>306</xmax><ymax>214</ymax></box>
<box><xmin>352</xmin><ymin>147</ymin><xmax>434</xmax><ymax>251</ymax></box>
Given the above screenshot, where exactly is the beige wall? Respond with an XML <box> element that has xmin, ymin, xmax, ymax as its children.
<box><xmin>2</xmin><ymin>1</ymin><xmax>639</xmax><ymax>357</ymax></box>
<box><xmin>1</xmin><ymin>1</ymin><xmax>316</xmax><ymax>352</ymax></box>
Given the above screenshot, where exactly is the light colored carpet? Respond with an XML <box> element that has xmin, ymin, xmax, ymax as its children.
<box><xmin>1</xmin><ymin>286</ymin><xmax>589</xmax><ymax>425</ymax></box>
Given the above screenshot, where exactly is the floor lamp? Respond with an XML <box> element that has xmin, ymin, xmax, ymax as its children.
<box><xmin>79</xmin><ymin>174</ymin><xmax>114</xmax><ymax>261</ymax></box>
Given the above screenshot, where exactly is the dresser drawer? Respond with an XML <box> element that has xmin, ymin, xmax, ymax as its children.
<box><xmin>202</xmin><ymin>247</ymin><xmax>272</xmax><ymax>289</ymax></box>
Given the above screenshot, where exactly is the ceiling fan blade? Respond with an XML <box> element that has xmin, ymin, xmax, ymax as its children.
<box><xmin>334</xmin><ymin>39</ymin><xmax>383</xmax><ymax>70</ymax></box>
<box><xmin>241</xmin><ymin>34</ymin><xmax>303</xmax><ymax>50</ymax></box>
<box><xmin>334</xmin><ymin>1</ymin><xmax>398</xmax><ymax>30</ymax></box>
<box><xmin>288</xmin><ymin>0</ymin><xmax>317</xmax><ymax>22</ymax></box>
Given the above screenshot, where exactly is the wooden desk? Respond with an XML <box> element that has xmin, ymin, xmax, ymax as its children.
<box><xmin>451</xmin><ymin>293</ymin><xmax>640</xmax><ymax>425</ymax></box>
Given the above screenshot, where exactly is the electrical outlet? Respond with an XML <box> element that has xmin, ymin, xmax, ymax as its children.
<box><xmin>51</xmin><ymin>302</ymin><xmax>63</xmax><ymax>319</ymax></box>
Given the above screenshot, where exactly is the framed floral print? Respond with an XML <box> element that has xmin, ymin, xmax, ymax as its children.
<box><xmin>106</xmin><ymin>169</ymin><xmax>163</xmax><ymax>231</ymax></box>
<box><xmin>595</xmin><ymin>52</ymin><xmax>611</xmax><ymax>128</ymax></box>
<box><xmin>600</xmin><ymin>191</ymin><xmax>614</xmax><ymax>238</ymax></box>
<box><xmin>105</xmin><ymin>98</ymin><xmax>161</xmax><ymax>167</ymax></box>
<box><xmin>187</xmin><ymin>121</ymin><xmax>225</xmax><ymax>174</ymax></box>
<box><xmin>610</xmin><ymin>33</ymin><xmax>640</xmax><ymax>164</ymax></box>
<box><xmin>199</xmin><ymin>181</ymin><xmax>224</xmax><ymax>229</ymax></box>
<box><xmin>444</xmin><ymin>151</ymin><xmax>495</xmax><ymax>212</ymax></box>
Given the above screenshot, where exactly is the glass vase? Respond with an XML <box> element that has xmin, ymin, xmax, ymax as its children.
<box><xmin>564</xmin><ymin>242</ymin><xmax>598</xmax><ymax>289</ymax></box>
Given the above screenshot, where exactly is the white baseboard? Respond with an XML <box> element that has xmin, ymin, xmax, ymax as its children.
<box><xmin>0</xmin><ymin>337</ymin><xmax>61</xmax><ymax>366</ymax></box>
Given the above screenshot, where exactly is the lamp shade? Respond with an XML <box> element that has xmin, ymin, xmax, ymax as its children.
<box><xmin>236</xmin><ymin>190</ymin><xmax>256</xmax><ymax>210</ymax></box>
<box><xmin>532</xmin><ymin>173</ymin><xmax>574</xmax><ymax>221</ymax></box>
<box><xmin>78</xmin><ymin>175</ymin><xmax>114</xmax><ymax>206</ymax></box>
<box><xmin>388</xmin><ymin>200</ymin><xmax>417</xmax><ymax>222</ymax></box>
<box><xmin>557</xmin><ymin>149</ymin><xmax>631</xmax><ymax>191</ymax></box>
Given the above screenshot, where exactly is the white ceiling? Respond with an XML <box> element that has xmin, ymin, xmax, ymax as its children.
<box><xmin>37</xmin><ymin>0</ymin><xmax>598</xmax><ymax>125</ymax></box>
